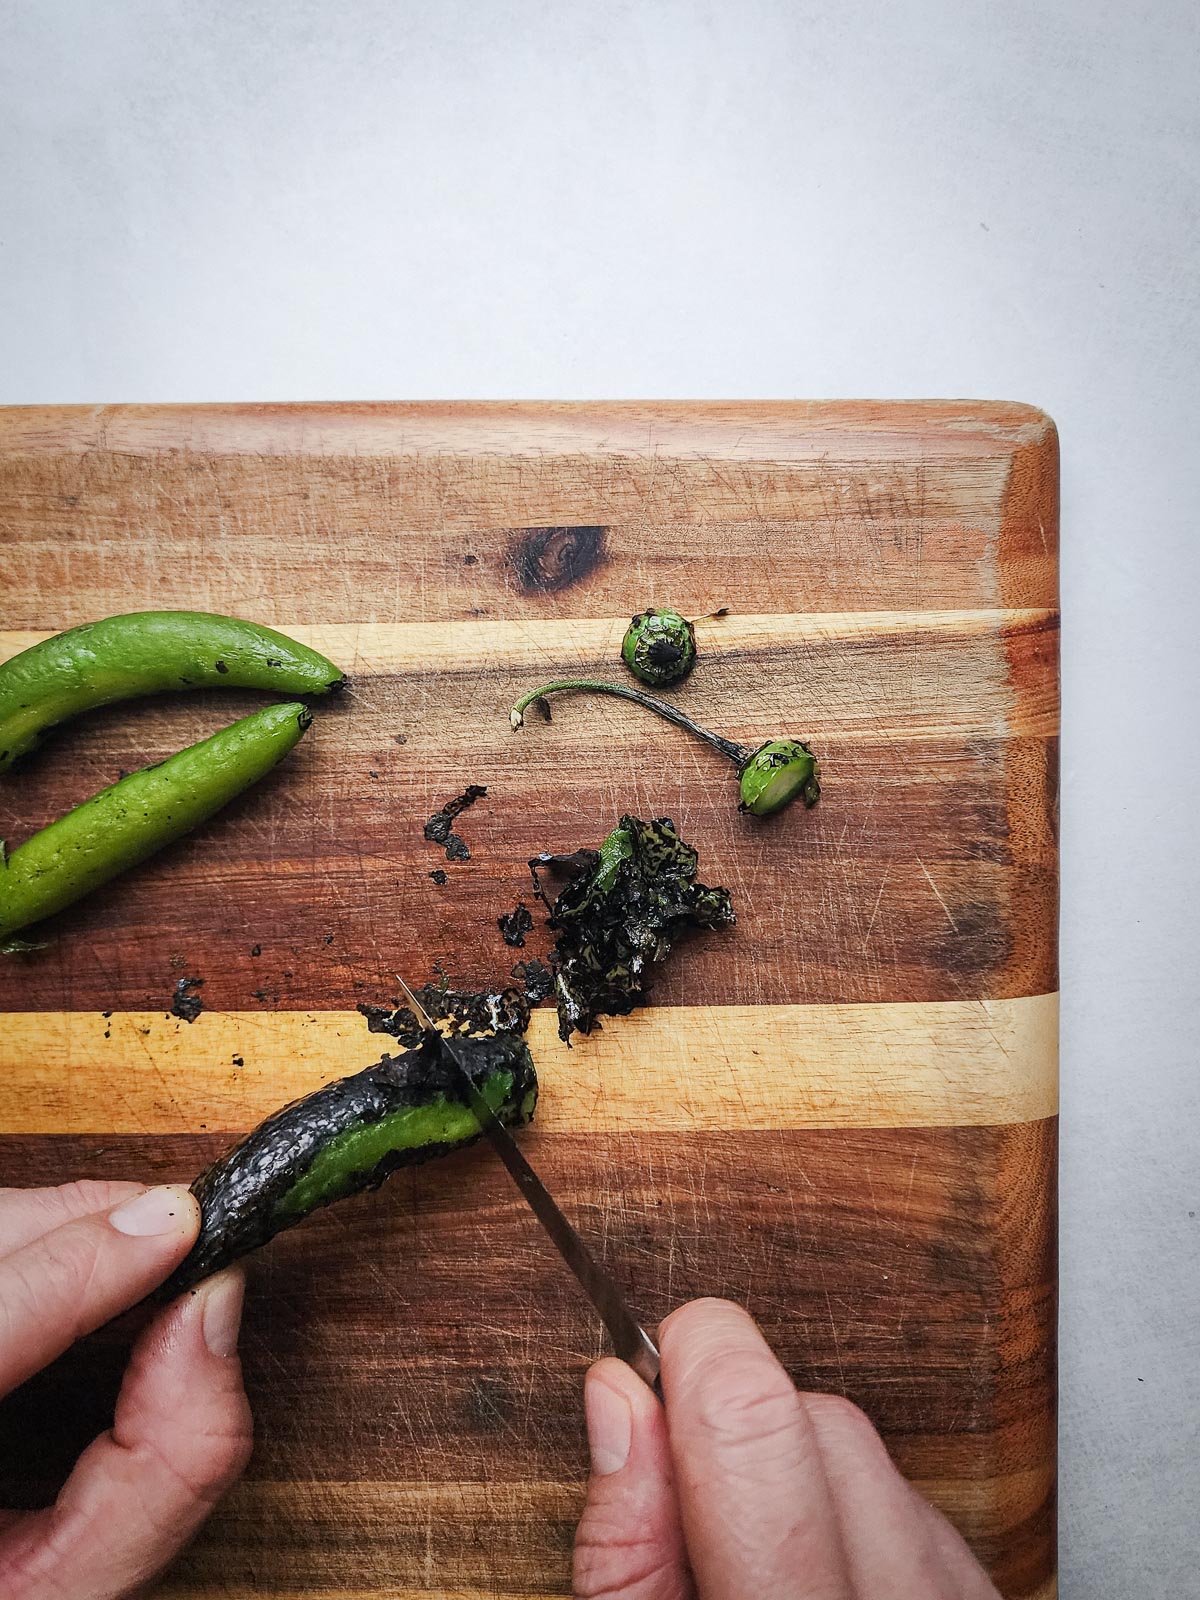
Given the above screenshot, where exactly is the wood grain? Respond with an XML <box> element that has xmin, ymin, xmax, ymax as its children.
<box><xmin>0</xmin><ymin>401</ymin><xmax>1058</xmax><ymax>1598</ymax></box>
<box><xmin>0</xmin><ymin>401</ymin><xmax>1057</xmax><ymax>626</ymax></box>
<box><xmin>0</xmin><ymin>711</ymin><xmax>1058</xmax><ymax>1011</ymax></box>
<box><xmin>0</xmin><ymin>995</ymin><xmax>1057</xmax><ymax>1134</ymax></box>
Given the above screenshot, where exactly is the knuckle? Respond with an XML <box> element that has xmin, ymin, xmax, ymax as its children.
<box><xmin>694</xmin><ymin>1357</ymin><xmax>803</xmax><ymax>1446</ymax></box>
<box><xmin>802</xmin><ymin>1392</ymin><xmax>877</xmax><ymax>1441</ymax></box>
<box><xmin>181</xmin><ymin>1398</ymin><xmax>256</xmax><ymax>1494</ymax></box>
<box><xmin>573</xmin><ymin>1521</ymin><xmax>679</xmax><ymax>1600</ymax></box>
<box><xmin>801</xmin><ymin>1393</ymin><xmax>888</xmax><ymax>1458</ymax></box>
<box><xmin>34</xmin><ymin>1227</ymin><xmax>107</xmax><ymax>1316</ymax></box>
<box><xmin>58</xmin><ymin>1179</ymin><xmax>134</xmax><ymax>1218</ymax></box>
<box><xmin>139</xmin><ymin>1411</ymin><xmax>254</xmax><ymax>1508</ymax></box>
<box><xmin>0</xmin><ymin>1230</ymin><xmax>102</xmax><ymax>1346</ymax></box>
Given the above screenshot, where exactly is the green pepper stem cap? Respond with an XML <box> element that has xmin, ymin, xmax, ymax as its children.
<box><xmin>621</xmin><ymin>609</ymin><xmax>697</xmax><ymax>687</ymax></box>
<box><xmin>737</xmin><ymin>739</ymin><xmax>821</xmax><ymax>817</ymax></box>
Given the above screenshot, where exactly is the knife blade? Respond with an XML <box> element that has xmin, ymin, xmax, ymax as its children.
<box><xmin>394</xmin><ymin>976</ymin><xmax>661</xmax><ymax>1394</ymax></box>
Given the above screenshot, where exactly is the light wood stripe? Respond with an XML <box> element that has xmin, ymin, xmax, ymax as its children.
<box><xmin>0</xmin><ymin>608</ymin><xmax>1059</xmax><ymax>746</ymax></box>
<box><xmin>168</xmin><ymin>1590</ymin><xmax>1053</xmax><ymax>1600</ymax></box>
<box><xmin>0</xmin><ymin>994</ymin><xmax>1057</xmax><ymax>1135</ymax></box>
<box><xmin>0</xmin><ymin>397</ymin><xmax>1054</xmax><ymax>459</ymax></box>
<box><xmin>181</xmin><ymin>1467</ymin><xmax>1055</xmax><ymax>1531</ymax></box>
<box><xmin>0</xmin><ymin>609</ymin><xmax>1056</xmax><ymax>664</ymax></box>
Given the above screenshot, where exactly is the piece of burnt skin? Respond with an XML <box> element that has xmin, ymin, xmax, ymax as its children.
<box><xmin>358</xmin><ymin>1003</ymin><xmax>397</xmax><ymax>1035</ymax></box>
<box><xmin>540</xmin><ymin>816</ymin><xmax>734</xmax><ymax>1042</ymax></box>
<box><xmin>528</xmin><ymin>847</ymin><xmax>601</xmax><ymax>919</ymax></box>
<box><xmin>497</xmin><ymin>902</ymin><xmax>535</xmax><ymax>948</ymax></box>
<box><xmin>423</xmin><ymin>784</ymin><xmax>487</xmax><ymax>845</ymax></box>
<box><xmin>429</xmin><ymin>868</ymin><xmax>449</xmax><ymax>885</ymax></box>
<box><xmin>170</xmin><ymin>976</ymin><xmax>205</xmax><ymax>1024</ymax></box>
<box><xmin>511</xmin><ymin>957</ymin><xmax>553</xmax><ymax>1004</ymax></box>
<box><xmin>444</xmin><ymin>834</ymin><xmax>471</xmax><ymax>862</ymax></box>
<box><xmin>356</xmin><ymin>1002</ymin><xmax>425</xmax><ymax>1048</ymax></box>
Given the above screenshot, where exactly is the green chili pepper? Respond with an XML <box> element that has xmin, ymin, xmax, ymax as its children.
<box><xmin>621</xmin><ymin>609</ymin><xmax>697</xmax><ymax>687</ymax></box>
<box><xmin>0</xmin><ymin>611</ymin><xmax>345</xmax><ymax>772</ymax></box>
<box><xmin>0</xmin><ymin>701</ymin><xmax>312</xmax><ymax>942</ymax></box>
<box><xmin>510</xmin><ymin>680</ymin><xmax>820</xmax><ymax>817</ymax></box>
<box><xmin>160</xmin><ymin>984</ymin><xmax>538</xmax><ymax>1295</ymax></box>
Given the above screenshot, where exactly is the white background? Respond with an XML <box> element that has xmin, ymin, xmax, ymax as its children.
<box><xmin>2</xmin><ymin>2</ymin><xmax>1197</xmax><ymax>1594</ymax></box>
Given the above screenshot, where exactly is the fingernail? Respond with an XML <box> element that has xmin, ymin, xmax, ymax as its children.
<box><xmin>201</xmin><ymin>1270</ymin><xmax>245</xmax><ymax>1357</ymax></box>
<box><xmin>585</xmin><ymin>1374</ymin><xmax>632</xmax><ymax>1475</ymax></box>
<box><xmin>109</xmin><ymin>1185</ymin><xmax>192</xmax><ymax>1237</ymax></box>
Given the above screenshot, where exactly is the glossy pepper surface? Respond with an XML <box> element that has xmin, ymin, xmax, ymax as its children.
<box><xmin>0</xmin><ymin>610</ymin><xmax>344</xmax><ymax>772</ymax></box>
<box><xmin>0</xmin><ymin>701</ymin><xmax>311</xmax><ymax>941</ymax></box>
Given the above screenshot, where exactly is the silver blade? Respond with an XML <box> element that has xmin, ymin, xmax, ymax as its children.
<box><xmin>395</xmin><ymin>976</ymin><xmax>661</xmax><ymax>1393</ymax></box>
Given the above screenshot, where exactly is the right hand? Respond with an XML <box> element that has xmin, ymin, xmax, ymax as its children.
<box><xmin>573</xmin><ymin>1297</ymin><xmax>1003</xmax><ymax>1599</ymax></box>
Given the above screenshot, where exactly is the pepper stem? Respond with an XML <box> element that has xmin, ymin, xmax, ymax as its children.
<box><xmin>509</xmin><ymin>678</ymin><xmax>754</xmax><ymax>767</ymax></box>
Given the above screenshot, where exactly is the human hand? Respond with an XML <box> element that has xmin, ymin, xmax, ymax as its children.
<box><xmin>573</xmin><ymin>1298</ymin><xmax>1002</xmax><ymax>1599</ymax></box>
<box><xmin>0</xmin><ymin>1180</ymin><xmax>253</xmax><ymax>1600</ymax></box>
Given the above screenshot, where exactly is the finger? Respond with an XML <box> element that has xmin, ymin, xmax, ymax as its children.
<box><xmin>0</xmin><ymin>1182</ymin><xmax>147</xmax><ymax>1258</ymax></box>
<box><xmin>573</xmin><ymin>1358</ymin><xmax>692</xmax><ymax>1600</ymax></box>
<box><xmin>0</xmin><ymin>1185</ymin><xmax>199</xmax><ymax>1395</ymax></box>
<box><xmin>659</xmin><ymin>1298</ymin><xmax>851</xmax><ymax>1600</ymax></box>
<box><xmin>0</xmin><ymin>1269</ymin><xmax>253</xmax><ymax>1600</ymax></box>
<box><xmin>801</xmin><ymin>1394</ymin><xmax>1001</xmax><ymax>1598</ymax></box>
<box><xmin>909</xmin><ymin>1490</ymin><xmax>1004</xmax><ymax>1593</ymax></box>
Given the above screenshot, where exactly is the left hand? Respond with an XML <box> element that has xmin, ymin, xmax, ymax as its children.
<box><xmin>0</xmin><ymin>1180</ymin><xmax>253</xmax><ymax>1599</ymax></box>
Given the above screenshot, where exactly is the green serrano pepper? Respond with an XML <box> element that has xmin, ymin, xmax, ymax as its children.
<box><xmin>0</xmin><ymin>611</ymin><xmax>344</xmax><ymax>772</ymax></box>
<box><xmin>161</xmin><ymin>992</ymin><xmax>538</xmax><ymax>1296</ymax></box>
<box><xmin>0</xmin><ymin>701</ymin><xmax>311</xmax><ymax>941</ymax></box>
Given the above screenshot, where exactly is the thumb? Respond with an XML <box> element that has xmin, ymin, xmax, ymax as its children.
<box><xmin>572</xmin><ymin>1359</ymin><xmax>692</xmax><ymax>1600</ymax></box>
<box><xmin>0</xmin><ymin>1185</ymin><xmax>199</xmax><ymax>1395</ymax></box>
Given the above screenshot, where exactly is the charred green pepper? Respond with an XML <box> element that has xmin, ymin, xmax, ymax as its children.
<box><xmin>161</xmin><ymin>984</ymin><xmax>538</xmax><ymax>1295</ymax></box>
<box><xmin>0</xmin><ymin>701</ymin><xmax>312</xmax><ymax>942</ymax></box>
<box><xmin>531</xmin><ymin>815</ymin><xmax>735</xmax><ymax>1041</ymax></box>
<box><xmin>510</xmin><ymin>680</ymin><xmax>820</xmax><ymax>817</ymax></box>
<box><xmin>0</xmin><ymin>610</ymin><xmax>345</xmax><ymax>772</ymax></box>
<box><xmin>621</xmin><ymin>609</ymin><xmax>697</xmax><ymax>687</ymax></box>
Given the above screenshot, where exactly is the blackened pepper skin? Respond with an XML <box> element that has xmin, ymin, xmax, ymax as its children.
<box><xmin>537</xmin><ymin>815</ymin><xmax>734</xmax><ymax>1041</ymax></box>
<box><xmin>170</xmin><ymin>976</ymin><xmax>205</xmax><ymax>1023</ymax></box>
<box><xmin>423</xmin><ymin>785</ymin><xmax>487</xmax><ymax>845</ymax></box>
<box><xmin>498</xmin><ymin>902</ymin><xmax>534</xmax><ymax>947</ymax></box>
<box><xmin>511</xmin><ymin>958</ymin><xmax>554</xmax><ymax>1003</ymax></box>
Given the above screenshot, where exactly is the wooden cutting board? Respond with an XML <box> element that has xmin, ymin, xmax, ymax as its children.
<box><xmin>0</xmin><ymin>402</ymin><xmax>1059</xmax><ymax>1598</ymax></box>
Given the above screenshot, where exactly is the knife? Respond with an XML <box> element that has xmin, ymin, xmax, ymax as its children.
<box><xmin>394</xmin><ymin>976</ymin><xmax>662</xmax><ymax>1394</ymax></box>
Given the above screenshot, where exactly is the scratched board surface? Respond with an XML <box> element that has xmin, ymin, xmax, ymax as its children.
<box><xmin>0</xmin><ymin>403</ymin><xmax>1059</xmax><ymax>1598</ymax></box>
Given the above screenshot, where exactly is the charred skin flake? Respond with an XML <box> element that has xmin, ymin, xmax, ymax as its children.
<box><xmin>170</xmin><ymin>976</ymin><xmax>205</xmax><ymax>1023</ymax></box>
<box><xmin>498</xmin><ymin>902</ymin><xmax>535</xmax><ymax>947</ymax></box>
<box><xmin>537</xmin><ymin>815</ymin><xmax>734</xmax><ymax>1042</ymax></box>
<box><xmin>423</xmin><ymin>784</ymin><xmax>487</xmax><ymax>845</ymax></box>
